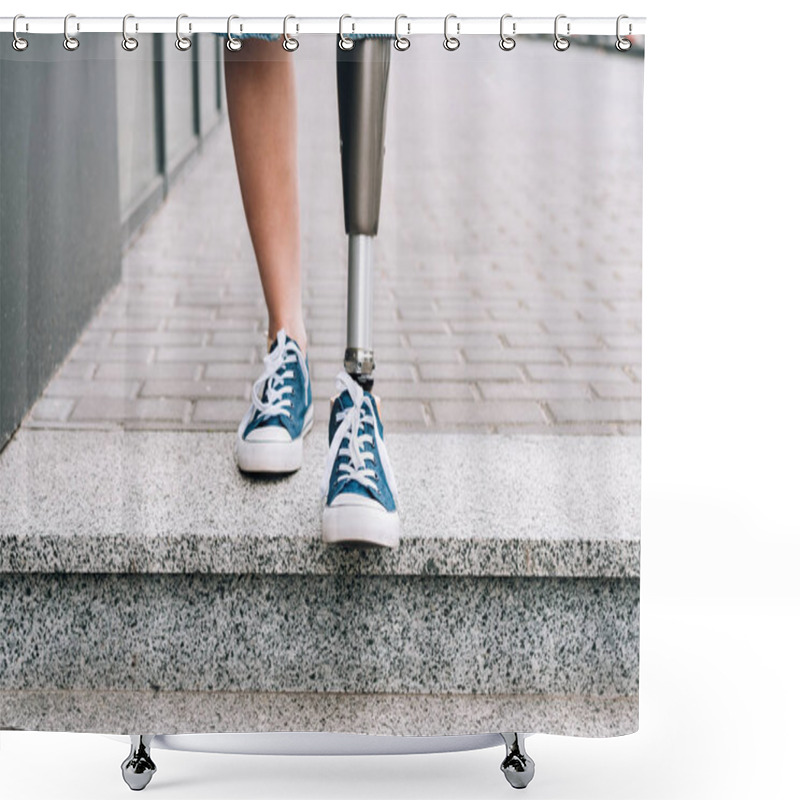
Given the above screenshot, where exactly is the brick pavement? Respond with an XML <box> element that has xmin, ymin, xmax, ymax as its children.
<box><xmin>26</xmin><ymin>36</ymin><xmax>643</xmax><ymax>435</ymax></box>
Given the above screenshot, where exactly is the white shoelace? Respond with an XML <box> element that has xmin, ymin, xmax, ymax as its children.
<box><xmin>320</xmin><ymin>371</ymin><xmax>399</xmax><ymax>504</ymax></box>
<box><xmin>251</xmin><ymin>329</ymin><xmax>309</xmax><ymax>422</ymax></box>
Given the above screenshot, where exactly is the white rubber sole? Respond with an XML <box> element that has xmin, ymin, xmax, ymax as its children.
<box><xmin>235</xmin><ymin>408</ymin><xmax>314</xmax><ymax>474</ymax></box>
<box><xmin>322</xmin><ymin>499</ymin><xmax>400</xmax><ymax>549</ymax></box>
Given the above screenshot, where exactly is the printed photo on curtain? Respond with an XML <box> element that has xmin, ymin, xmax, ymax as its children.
<box><xmin>0</xmin><ymin>16</ymin><xmax>643</xmax><ymax>793</ymax></box>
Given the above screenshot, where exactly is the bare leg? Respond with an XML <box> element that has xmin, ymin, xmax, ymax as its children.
<box><xmin>224</xmin><ymin>40</ymin><xmax>307</xmax><ymax>353</ymax></box>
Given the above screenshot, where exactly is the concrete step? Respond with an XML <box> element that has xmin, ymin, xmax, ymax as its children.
<box><xmin>0</xmin><ymin>429</ymin><xmax>639</xmax><ymax>577</ymax></box>
<box><xmin>0</xmin><ymin>429</ymin><xmax>639</xmax><ymax>737</ymax></box>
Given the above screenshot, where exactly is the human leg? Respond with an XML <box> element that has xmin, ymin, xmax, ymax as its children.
<box><xmin>224</xmin><ymin>39</ymin><xmax>307</xmax><ymax>352</ymax></box>
<box><xmin>225</xmin><ymin>41</ymin><xmax>311</xmax><ymax>473</ymax></box>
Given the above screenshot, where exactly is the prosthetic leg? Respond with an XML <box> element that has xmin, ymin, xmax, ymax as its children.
<box><xmin>336</xmin><ymin>37</ymin><xmax>392</xmax><ymax>392</ymax></box>
<box><xmin>322</xmin><ymin>36</ymin><xmax>399</xmax><ymax>548</ymax></box>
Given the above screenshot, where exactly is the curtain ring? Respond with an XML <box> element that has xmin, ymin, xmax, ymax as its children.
<box><xmin>338</xmin><ymin>14</ymin><xmax>354</xmax><ymax>50</ymax></box>
<box><xmin>121</xmin><ymin>14</ymin><xmax>138</xmax><ymax>52</ymax></box>
<box><xmin>175</xmin><ymin>13</ymin><xmax>191</xmax><ymax>51</ymax></box>
<box><xmin>63</xmin><ymin>13</ymin><xmax>79</xmax><ymax>51</ymax></box>
<box><xmin>553</xmin><ymin>14</ymin><xmax>570</xmax><ymax>51</ymax></box>
<box><xmin>12</xmin><ymin>15</ymin><xmax>28</xmax><ymax>52</ymax></box>
<box><xmin>615</xmin><ymin>15</ymin><xmax>632</xmax><ymax>51</ymax></box>
<box><xmin>226</xmin><ymin>15</ymin><xmax>242</xmax><ymax>52</ymax></box>
<box><xmin>443</xmin><ymin>14</ymin><xmax>460</xmax><ymax>51</ymax></box>
<box><xmin>394</xmin><ymin>14</ymin><xmax>410</xmax><ymax>51</ymax></box>
<box><xmin>499</xmin><ymin>14</ymin><xmax>516</xmax><ymax>51</ymax></box>
<box><xmin>282</xmin><ymin>15</ymin><xmax>299</xmax><ymax>51</ymax></box>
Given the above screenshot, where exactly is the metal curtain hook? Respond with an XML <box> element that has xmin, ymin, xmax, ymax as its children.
<box><xmin>175</xmin><ymin>14</ymin><xmax>191</xmax><ymax>51</ymax></box>
<box><xmin>616</xmin><ymin>14</ymin><xmax>632</xmax><ymax>51</ymax></box>
<box><xmin>553</xmin><ymin>14</ymin><xmax>570</xmax><ymax>51</ymax></box>
<box><xmin>12</xmin><ymin>14</ymin><xmax>28</xmax><ymax>52</ymax></box>
<box><xmin>121</xmin><ymin>14</ymin><xmax>138</xmax><ymax>51</ymax></box>
<box><xmin>338</xmin><ymin>14</ymin><xmax>354</xmax><ymax>50</ymax></box>
<box><xmin>282</xmin><ymin>15</ymin><xmax>298</xmax><ymax>51</ymax></box>
<box><xmin>394</xmin><ymin>14</ymin><xmax>410</xmax><ymax>51</ymax></box>
<box><xmin>499</xmin><ymin>14</ymin><xmax>516</xmax><ymax>51</ymax></box>
<box><xmin>443</xmin><ymin>14</ymin><xmax>460</xmax><ymax>51</ymax></box>
<box><xmin>226</xmin><ymin>15</ymin><xmax>242</xmax><ymax>51</ymax></box>
<box><xmin>63</xmin><ymin>13</ymin><xmax>79</xmax><ymax>51</ymax></box>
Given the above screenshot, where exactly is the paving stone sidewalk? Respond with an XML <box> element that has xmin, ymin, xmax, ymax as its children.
<box><xmin>27</xmin><ymin>36</ymin><xmax>642</xmax><ymax>435</ymax></box>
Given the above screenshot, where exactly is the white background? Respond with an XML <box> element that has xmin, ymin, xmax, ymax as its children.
<box><xmin>2</xmin><ymin>0</ymin><xmax>798</xmax><ymax>798</ymax></box>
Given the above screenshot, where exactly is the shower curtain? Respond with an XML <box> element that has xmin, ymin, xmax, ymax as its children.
<box><xmin>0</xmin><ymin>20</ymin><xmax>643</xmax><ymax>792</ymax></box>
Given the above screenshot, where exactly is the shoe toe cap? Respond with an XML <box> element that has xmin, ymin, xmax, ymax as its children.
<box><xmin>243</xmin><ymin>425</ymin><xmax>291</xmax><ymax>443</ymax></box>
<box><xmin>329</xmin><ymin>492</ymin><xmax>389</xmax><ymax>511</ymax></box>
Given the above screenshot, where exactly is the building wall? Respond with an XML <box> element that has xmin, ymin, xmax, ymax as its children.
<box><xmin>0</xmin><ymin>34</ymin><xmax>223</xmax><ymax>450</ymax></box>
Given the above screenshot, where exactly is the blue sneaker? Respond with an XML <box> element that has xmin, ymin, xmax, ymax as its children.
<box><xmin>235</xmin><ymin>329</ymin><xmax>313</xmax><ymax>473</ymax></box>
<box><xmin>321</xmin><ymin>371</ymin><xmax>400</xmax><ymax>548</ymax></box>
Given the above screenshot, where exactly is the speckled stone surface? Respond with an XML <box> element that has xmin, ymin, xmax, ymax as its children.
<box><xmin>0</xmin><ymin>429</ymin><xmax>639</xmax><ymax>737</ymax></box>
<box><xmin>0</xmin><ymin>574</ymin><xmax>638</xmax><ymax>696</ymax></box>
<box><xmin>0</xmin><ymin>429</ymin><xmax>640</xmax><ymax>577</ymax></box>
<box><xmin>0</xmin><ymin>690</ymin><xmax>638</xmax><ymax>737</ymax></box>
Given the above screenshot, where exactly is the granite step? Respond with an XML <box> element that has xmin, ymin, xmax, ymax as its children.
<box><xmin>0</xmin><ymin>428</ymin><xmax>639</xmax><ymax>737</ymax></box>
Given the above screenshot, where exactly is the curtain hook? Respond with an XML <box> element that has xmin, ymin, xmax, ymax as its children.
<box><xmin>121</xmin><ymin>14</ymin><xmax>138</xmax><ymax>52</ymax></box>
<box><xmin>443</xmin><ymin>14</ymin><xmax>460</xmax><ymax>51</ymax></box>
<box><xmin>553</xmin><ymin>14</ymin><xmax>570</xmax><ymax>51</ymax></box>
<box><xmin>175</xmin><ymin>13</ymin><xmax>191</xmax><ymax>51</ymax></box>
<box><xmin>616</xmin><ymin>15</ymin><xmax>632</xmax><ymax>51</ymax></box>
<box><xmin>12</xmin><ymin>14</ymin><xmax>28</xmax><ymax>52</ymax></box>
<box><xmin>63</xmin><ymin>13</ymin><xmax>79</xmax><ymax>51</ymax></box>
<box><xmin>283</xmin><ymin>15</ymin><xmax>299</xmax><ymax>51</ymax></box>
<box><xmin>226</xmin><ymin>15</ymin><xmax>242</xmax><ymax>52</ymax></box>
<box><xmin>499</xmin><ymin>14</ymin><xmax>516</xmax><ymax>51</ymax></box>
<box><xmin>338</xmin><ymin>14</ymin><xmax>355</xmax><ymax>50</ymax></box>
<box><xmin>394</xmin><ymin>14</ymin><xmax>410</xmax><ymax>51</ymax></box>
